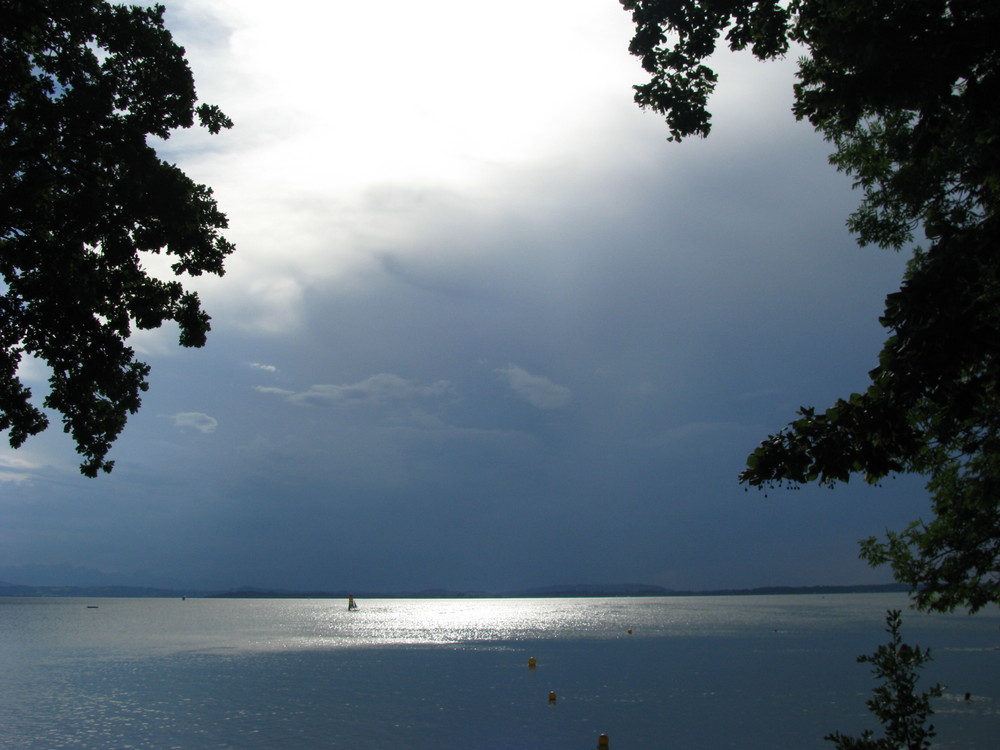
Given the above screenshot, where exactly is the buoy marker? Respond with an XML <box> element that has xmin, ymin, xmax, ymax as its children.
<box><xmin>598</xmin><ymin>732</ymin><xmax>610</xmax><ymax>747</ymax></box>
<box><xmin>528</xmin><ymin>657</ymin><xmax>536</xmax><ymax>669</ymax></box>
<box><xmin>548</xmin><ymin>690</ymin><xmax>557</xmax><ymax>703</ymax></box>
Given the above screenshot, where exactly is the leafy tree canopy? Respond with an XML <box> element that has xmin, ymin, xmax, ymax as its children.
<box><xmin>622</xmin><ymin>0</ymin><xmax>1000</xmax><ymax>612</ymax></box>
<box><xmin>1</xmin><ymin>0</ymin><xmax>233</xmax><ymax>476</ymax></box>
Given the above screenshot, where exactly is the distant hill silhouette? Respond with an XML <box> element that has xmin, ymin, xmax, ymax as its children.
<box><xmin>1</xmin><ymin>580</ymin><xmax>909</xmax><ymax>599</ymax></box>
<box><xmin>0</xmin><ymin>581</ymin><xmax>190</xmax><ymax>598</ymax></box>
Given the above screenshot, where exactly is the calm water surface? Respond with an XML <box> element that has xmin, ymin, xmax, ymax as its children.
<box><xmin>1</xmin><ymin>594</ymin><xmax>997</xmax><ymax>749</ymax></box>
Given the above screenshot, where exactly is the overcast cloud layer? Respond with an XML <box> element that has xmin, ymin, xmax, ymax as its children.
<box><xmin>0</xmin><ymin>1</ymin><xmax>928</xmax><ymax>593</ymax></box>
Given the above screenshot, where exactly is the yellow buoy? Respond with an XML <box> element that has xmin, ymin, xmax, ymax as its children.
<box><xmin>598</xmin><ymin>733</ymin><xmax>610</xmax><ymax>747</ymax></box>
<box><xmin>548</xmin><ymin>691</ymin><xmax>557</xmax><ymax>703</ymax></box>
<box><xmin>528</xmin><ymin>657</ymin><xmax>536</xmax><ymax>668</ymax></box>
<box><xmin>627</xmin><ymin>629</ymin><xmax>632</xmax><ymax>634</ymax></box>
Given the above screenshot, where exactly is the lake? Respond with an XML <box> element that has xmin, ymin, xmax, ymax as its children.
<box><xmin>1</xmin><ymin>593</ymin><xmax>997</xmax><ymax>748</ymax></box>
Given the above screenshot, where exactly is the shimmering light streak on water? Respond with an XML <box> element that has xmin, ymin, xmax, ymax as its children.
<box><xmin>1</xmin><ymin>594</ymin><xmax>997</xmax><ymax>749</ymax></box>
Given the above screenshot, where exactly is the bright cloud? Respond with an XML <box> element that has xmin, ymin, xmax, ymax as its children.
<box><xmin>171</xmin><ymin>412</ymin><xmax>220</xmax><ymax>434</ymax></box>
<box><xmin>160</xmin><ymin>0</ymin><xmax>647</xmax><ymax>334</ymax></box>
<box><xmin>265</xmin><ymin>374</ymin><xmax>451</xmax><ymax>408</ymax></box>
<box><xmin>14</xmin><ymin>352</ymin><xmax>49</xmax><ymax>385</ymax></box>
<box><xmin>497</xmin><ymin>365</ymin><xmax>572</xmax><ymax>410</ymax></box>
<box><xmin>184</xmin><ymin>0</ymin><xmax>641</xmax><ymax>187</ymax></box>
<box><xmin>0</xmin><ymin>452</ymin><xmax>39</xmax><ymax>483</ymax></box>
<box><xmin>0</xmin><ymin>454</ymin><xmax>36</xmax><ymax>470</ymax></box>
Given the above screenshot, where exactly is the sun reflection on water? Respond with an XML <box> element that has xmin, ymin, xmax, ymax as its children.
<box><xmin>285</xmin><ymin>596</ymin><xmax>766</xmax><ymax>651</ymax></box>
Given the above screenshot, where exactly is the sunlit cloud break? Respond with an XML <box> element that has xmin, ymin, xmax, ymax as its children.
<box><xmin>497</xmin><ymin>364</ymin><xmax>572</xmax><ymax>409</ymax></box>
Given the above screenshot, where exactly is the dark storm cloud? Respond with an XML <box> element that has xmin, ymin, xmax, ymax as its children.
<box><xmin>0</xmin><ymin>2</ymin><xmax>927</xmax><ymax>593</ymax></box>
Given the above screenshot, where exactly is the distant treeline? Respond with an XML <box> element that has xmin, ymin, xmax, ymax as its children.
<box><xmin>1</xmin><ymin>581</ymin><xmax>909</xmax><ymax>599</ymax></box>
<box><xmin>0</xmin><ymin>583</ymin><xmax>192</xmax><ymax>598</ymax></box>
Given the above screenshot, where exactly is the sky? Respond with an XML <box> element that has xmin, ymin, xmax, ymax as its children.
<box><xmin>0</xmin><ymin>0</ymin><xmax>931</xmax><ymax>593</ymax></box>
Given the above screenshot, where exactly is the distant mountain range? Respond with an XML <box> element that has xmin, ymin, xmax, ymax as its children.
<box><xmin>0</xmin><ymin>580</ymin><xmax>909</xmax><ymax>599</ymax></box>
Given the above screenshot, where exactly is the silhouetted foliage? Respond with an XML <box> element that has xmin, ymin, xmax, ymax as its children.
<box><xmin>1</xmin><ymin>0</ymin><xmax>233</xmax><ymax>475</ymax></box>
<box><xmin>622</xmin><ymin>0</ymin><xmax>1000</xmax><ymax>612</ymax></box>
<box><xmin>825</xmin><ymin>610</ymin><xmax>943</xmax><ymax>750</ymax></box>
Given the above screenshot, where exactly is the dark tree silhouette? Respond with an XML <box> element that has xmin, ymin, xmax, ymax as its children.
<box><xmin>1</xmin><ymin>0</ymin><xmax>234</xmax><ymax>475</ymax></box>
<box><xmin>622</xmin><ymin>0</ymin><xmax>1000</xmax><ymax>612</ymax></box>
<box><xmin>825</xmin><ymin>610</ymin><xmax>943</xmax><ymax>750</ymax></box>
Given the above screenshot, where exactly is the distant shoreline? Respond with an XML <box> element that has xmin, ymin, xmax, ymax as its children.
<box><xmin>0</xmin><ymin>581</ymin><xmax>909</xmax><ymax>599</ymax></box>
